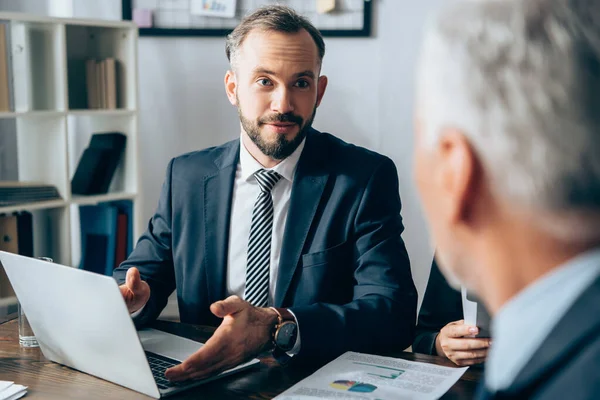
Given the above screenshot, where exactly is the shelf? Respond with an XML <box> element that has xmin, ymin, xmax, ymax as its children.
<box><xmin>0</xmin><ymin>12</ymin><xmax>136</xmax><ymax>29</ymax></box>
<box><xmin>68</xmin><ymin>109</ymin><xmax>135</xmax><ymax>117</ymax></box>
<box><xmin>0</xmin><ymin>13</ymin><xmax>139</xmax><ymax>278</ymax></box>
<box><xmin>71</xmin><ymin>192</ymin><xmax>136</xmax><ymax>206</ymax></box>
<box><xmin>0</xmin><ymin>199</ymin><xmax>68</xmax><ymax>214</ymax></box>
<box><xmin>0</xmin><ymin>111</ymin><xmax>66</xmax><ymax>119</ymax></box>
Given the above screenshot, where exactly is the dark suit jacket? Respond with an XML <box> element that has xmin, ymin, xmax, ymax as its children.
<box><xmin>114</xmin><ymin>129</ymin><xmax>417</xmax><ymax>362</ymax></box>
<box><xmin>476</xmin><ymin>275</ymin><xmax>600</xmax><ymax>399</ymax></box>
<box><xmin>413</xmin><ymin>259</ymin><xmax>462</xmax><ymax>355</ymax></box>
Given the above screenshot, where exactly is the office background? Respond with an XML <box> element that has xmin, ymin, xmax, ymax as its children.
<box><xmin>0</xmin><ymin>0</ymin><xmax>443</xmax><ymax>308</ymax></box>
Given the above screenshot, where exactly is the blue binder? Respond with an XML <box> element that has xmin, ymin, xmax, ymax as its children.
<box><xmin>79</xmin><ymin>204</ymin><xmax>118</xmax><ymax>275</ymax></box>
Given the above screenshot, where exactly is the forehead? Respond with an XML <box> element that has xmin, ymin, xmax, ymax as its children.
<box><xmin>237</xmin><ymin>29</ymin><xmax>320</xmax><ymax>73</ymax></box>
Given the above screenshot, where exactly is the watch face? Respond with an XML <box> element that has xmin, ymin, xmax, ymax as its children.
<box><xmin>276</xmin><ymin>321</ymin><xmax>298</xmax><ymax>352</ymax></box>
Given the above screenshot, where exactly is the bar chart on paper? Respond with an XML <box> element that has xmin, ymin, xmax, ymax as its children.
<box><xmin>352</xmin><ymin>362</ymin><xmax>405</xmax><ymax>380</ymax></box>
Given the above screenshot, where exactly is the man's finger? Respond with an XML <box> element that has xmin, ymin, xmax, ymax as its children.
<box><xmin>448</xmin><ymin>338</ymin><xmax>491</xmax><ymax>351</ymax></box>
<box><xmin>445</xmin><ymin>323</ymin><xmax>478</xmax><ymax>338</ymax></box>
<box><xmin>165</xmin><ymin>349</ymin><xmax>222</xmax><ymax>382</ymax></box>
<box><xmin>166</xmin><ymin>358</ymin><xmax>230</xmax><ymax>382</ymax></box>
<box><xmin>164</xmin><ymin>360</ymin><xmax>192</xmax><ymax>381</ymax></box>
<box><xmin>119</xmin><ymin>285</ymin><xmax>130</xmax><ymax>299</ymax></box>
<box><xmin>165</xmin><ymin>330</ymin><xmax>228</xmax><ymax>381</ymax></box>
<box><xmin>453</xmin><ymin>349</ymin><xmax>488</xmax><ymax>360</ymax></box>
<box><xmin>456</xmin><ymin>356</ymin><xmax>487</xmax><ymax>366</ymax></box>
<box><xmin>210</xmin><ymin>295</ymin><xmax>245</xmax><ymax>318</ymax></box>
<box><xmin>126</xmin><ymin>267</ymin><xmax>141</xmax><ymax>291</ymax></box>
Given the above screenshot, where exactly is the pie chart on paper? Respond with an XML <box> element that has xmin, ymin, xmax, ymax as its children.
<box><xmin>330</xmin><ymin>380</ymin><xmax>378</xmax><ymax>393</ymax></box>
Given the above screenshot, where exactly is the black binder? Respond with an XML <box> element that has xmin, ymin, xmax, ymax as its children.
<box><xmin>71</xmin><ymin>132</ymin><xmax>126</xmax><ymax>195</ymax></box>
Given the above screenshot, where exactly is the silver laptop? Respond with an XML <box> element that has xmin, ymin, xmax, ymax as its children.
<box><xmin>0</xmin><ymin>251</ymin><xmax>259</xmax><ymax>398</ymax></box>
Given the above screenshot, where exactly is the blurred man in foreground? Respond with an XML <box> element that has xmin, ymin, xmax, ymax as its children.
<box><xmin>414</xmin><ymin>0</ymin><xmax>600</xmax><ymax>398</ymax></box>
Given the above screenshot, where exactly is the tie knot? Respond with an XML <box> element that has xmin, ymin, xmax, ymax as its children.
<box><xmin>254</xmin><ymin>169</ymin><xmax>281</xmax><ymax>193</ymax></box>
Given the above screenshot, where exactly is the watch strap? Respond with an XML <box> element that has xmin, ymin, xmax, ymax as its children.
<box><xmin>270</xmin><ymin>307</ymin><xmax>295</xmax><ymax>323</ymax></box>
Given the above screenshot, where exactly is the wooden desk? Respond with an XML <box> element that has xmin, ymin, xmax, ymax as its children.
<box><xmin>0</xmin><ymin>318</ymin><xmax>482</xmax><ymax>399</ymax></box>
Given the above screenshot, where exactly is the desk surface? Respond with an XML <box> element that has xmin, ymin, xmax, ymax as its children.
<box><xmin>0</xmin><ymin>318</ymin><xmax>482</xmax><ymax>399</ymax></box>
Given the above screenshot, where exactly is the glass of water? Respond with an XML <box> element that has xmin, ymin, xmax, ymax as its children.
<box><xmin>18</xmin><ymin>256</ymin><xmax>53</xmax><ymax>348</ymax></box>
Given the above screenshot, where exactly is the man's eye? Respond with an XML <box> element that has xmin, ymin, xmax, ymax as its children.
<box><xmin>295</xmin><ymin>80</ymin><xmax>309</xmax><ymax>88</ymax></box>
<box><xmin>258</xmin><ymin>78</ymin><xmax>272</xmax><ymax>86</ymax></box>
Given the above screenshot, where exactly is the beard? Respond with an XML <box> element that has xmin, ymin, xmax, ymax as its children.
<box><xmin>238</xmin><ymin>98</ymin><xmax>317</xmax><ymax>160</ymax></box>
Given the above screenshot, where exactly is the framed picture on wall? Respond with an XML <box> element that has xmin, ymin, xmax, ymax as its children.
<box><xmin>122</xmin><ymin>0</ymin><xmax>373</xmax><ymax>37</ymax></box>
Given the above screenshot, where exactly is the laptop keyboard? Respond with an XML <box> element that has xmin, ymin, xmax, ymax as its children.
<box><xmin>145</xmin><ymin>351</ymin><xmax>187</xmax><ymax>390</ymax></box>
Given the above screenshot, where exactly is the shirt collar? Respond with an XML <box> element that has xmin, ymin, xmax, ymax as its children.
<box><xmin>239</xmin><ymin>133</ymin><xmax>306</xmax><ymax>183</ymax></box>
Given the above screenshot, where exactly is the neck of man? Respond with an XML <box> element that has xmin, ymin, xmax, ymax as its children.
<box><xmin>471</xmin><ymin>211</ymin><xmax>600</xmax><ymax>315</ymax></box>
<box><xmin>241</xmin><ymin>130</ymin><xmax>283</xmax><ymax>169</ymax></box>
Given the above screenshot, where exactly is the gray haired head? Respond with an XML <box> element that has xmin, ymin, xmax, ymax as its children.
<box><xmin>417</xmin><ymin>0</ymin><xmax>600</xmax><ymax>241</ymax></box>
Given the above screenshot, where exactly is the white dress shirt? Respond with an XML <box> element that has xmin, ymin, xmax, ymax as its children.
<box><xmin>226</xmin><ymin>135</ymin><xmax>305</xmax><ymax>355</ymax></box>
<box><xmin>226</xmin><ymin>134</ymin><xmax>305</xmax><ymax>304</ymax></box>
<box><xmin>486</xmin><ymin>247</ymin><xmax>600</xmax><ymax>391</ymax></box>
<box><xmin>133</xmin><ymin>134</ymin><xmax>305</xmax><ymax>354</ymax></box>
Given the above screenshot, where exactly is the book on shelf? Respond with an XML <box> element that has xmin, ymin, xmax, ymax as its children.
<box><xmin>0</xmin><ymin>211</ymin><xmax>33</xmax><ymax>299</ymax></box>
<box><xmin>105</xmin><ymin>58</ymin><xmax>117</xmax><ymax>109</ymax></box>
<box><xmin>98</xmin><ymin>59</ymin><xmax>106</xmax><ymax>109</ymax></box>
<box><xmin>71</xmin><ymin>132</ymin><xmax>127</xmax><ymax>195</ymax></box>
<box><xmin>0</xmin><ymin>22</ymin><xmax>10</xmax><ymax>112</ymax></box>
<box><xmin>79</xmin><ymin>200</ymin><xmax>133</xmax><ymax>275</ymax></box>
<box><xmin>85</xmin><ymin>57</ymin><xmax>118</xmax><ymax>109</ymax></box>
<box><xmin>111</xmin><ymin>200</ymin><xmax>133</xmax><ymax>269</ymax></box>
<box><xmin>0</xmin><ymin>182</ymin><xmax>62</xmax><ymax>206</ymax></box>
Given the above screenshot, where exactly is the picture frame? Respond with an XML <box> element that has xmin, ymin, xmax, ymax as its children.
<box><xmin>122</xmin><ymin>0</ymin><xmax>373</xmax><ymax>37</ymax></box>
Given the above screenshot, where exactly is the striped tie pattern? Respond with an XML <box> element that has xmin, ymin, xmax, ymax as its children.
<box><xmin>244</xmin><ymin>169</ymin><xmax>282</xmax><ymax>307</ymax></box>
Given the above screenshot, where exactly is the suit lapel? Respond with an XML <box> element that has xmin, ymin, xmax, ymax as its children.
<box><xmin>507</xmin><ymin>275</ymin><xmax>600</xmax><ymax>394</ymax></box>
<box><xmin>203</xmin><ymin>141</ymin><xmax>240</xmax><ymax>304</ymax></box>
<box><xmin>274</xmin><ymin>131</ymin><xmax>329</xmax><ymax>306</ymax></box>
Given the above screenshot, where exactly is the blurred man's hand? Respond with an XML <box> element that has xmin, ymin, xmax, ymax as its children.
<box><xmin>435</xmin><ymin>320</ymin><xmax>491</xmax><ymax>366</ymax></box>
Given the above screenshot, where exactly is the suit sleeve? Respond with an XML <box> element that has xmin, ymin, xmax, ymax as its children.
<box><xmin>290</xmin><ymin>157</ymin><xmax>418</xmax><ymax>362</ymax></box>
<box><xmin>113</xmin><ymin>159</ymin><xmax>176</xmax><ymax>327</ymax></box>
<box><xmin>413</xmin><ymin>258</ymin><xmax>463</xmax><ymax>355</ymax></box>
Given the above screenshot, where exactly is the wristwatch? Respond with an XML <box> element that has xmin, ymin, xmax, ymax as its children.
<box><xmin>270</xmin><ymin>307</ymin><xmax>298</xmax><ymax>363</ymax></box>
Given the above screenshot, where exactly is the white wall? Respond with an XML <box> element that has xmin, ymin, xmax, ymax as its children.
<box><xmin>2</xmin><ymin>0</ymin><xmax>441</xmax><ymax>303</ymax></box>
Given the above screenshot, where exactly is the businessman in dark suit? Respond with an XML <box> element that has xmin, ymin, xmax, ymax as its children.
<box><xmin>114</xmin><ymin>5</ymin><xmax>417</xmax><ymax>382</ymax></box>
<box><xmin>415</xmin><ymin>0</ymin><xmax>600</xmax><ymax>398</ymax></box>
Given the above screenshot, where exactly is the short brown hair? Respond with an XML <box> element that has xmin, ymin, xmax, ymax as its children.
<box><xmin>225</xmin><ymin>5</ymin><xmax>325</xmax><ymax>68</ymax></box>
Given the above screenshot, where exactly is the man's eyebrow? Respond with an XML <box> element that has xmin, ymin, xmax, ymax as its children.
<box><xmin>295</xmin><ymin>70</ymin><xmax>315</xmax><ymax>79</ymax></box>
<box><xmin>251</xmin><ymin>68</ymin><xmax>316</xmax><ymax>79</ymax></box>
<box><xmin>252</xmin><ymin>67</ymin><xmax>276</xmax><ymax>75</ymax></box>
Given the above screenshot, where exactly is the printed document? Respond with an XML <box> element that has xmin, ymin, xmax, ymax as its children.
<box><xmin>275</xmin><ymin>352</ymin><xmax>468</xmax><ymax>400</ymax></box>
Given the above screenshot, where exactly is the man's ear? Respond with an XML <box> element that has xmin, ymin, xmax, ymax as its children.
<box><xmin>315</xmin><ymin>75</ymin><xmax>328</xmax><ymax>107</ymax></box>
<box><xmin>437</xmin><ymin>128</ymin><xmax>479</xmax><ymax>225</ymax></box>
<box><xmin>224</xmin><ymin>70</ymin><xmax>237</xmax><ymax>106</ymax></box>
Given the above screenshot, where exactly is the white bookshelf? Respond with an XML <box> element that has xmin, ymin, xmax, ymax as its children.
<box><xmin>0</xmin><ymin>12</ymin><xmax>141</xmax><ymax>273</ymax></box>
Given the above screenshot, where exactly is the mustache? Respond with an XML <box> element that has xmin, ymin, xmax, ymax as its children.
<box><xmin>258</xmin><ymin>113</ymin><xmax>303</xmax><ymax>126</ymax></box>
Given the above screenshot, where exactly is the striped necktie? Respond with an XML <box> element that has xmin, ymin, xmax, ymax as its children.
<box><xmin>244</xmin><ymin>169</ymin><xmax>282</xmax><ymax>307</ymax></box>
